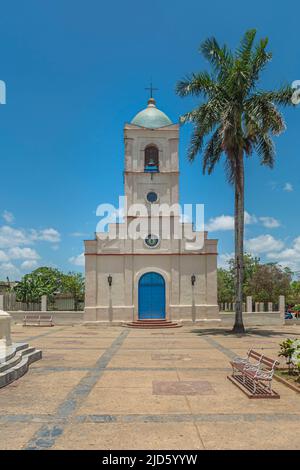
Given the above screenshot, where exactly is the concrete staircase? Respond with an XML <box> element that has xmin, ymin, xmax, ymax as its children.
<box><xmin>0</xmin><ymin>342</ymin><xmax>42</xmax><ymax>388</ymax></box>
<box><xmin>125</xmin><ymin>319</ymin><xmax>181</xmax><ymax>329</ymax></box>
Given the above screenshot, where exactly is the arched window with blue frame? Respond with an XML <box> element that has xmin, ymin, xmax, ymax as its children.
<box><xmin>144</xmin><ymin>145</ymin><xmax>159</xmax><ymax>173</ymax></box>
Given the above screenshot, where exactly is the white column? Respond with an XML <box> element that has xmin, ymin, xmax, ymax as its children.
<box><xmin>279</xmin><ymin>295</ymin><xmax>285</xmax><ymax>324</ymax></box>
<box><xmin>246</xmin><ymin>296</ymin><xmax>252</xmax><ymax>313</ymax></box>
<box><xmin>268</xmin><ymin>302</ymin><xmax>273</xmax><ymax>312</ymax></box>
<box><xmin>41</xmin><ymin>295</ymin><xmax>47</xmax><ymax>312</ymax></box>
<box><xmin>0</xmin><ymin>295</ymin><xmax>4</xmax><ymax>311</ymax></box>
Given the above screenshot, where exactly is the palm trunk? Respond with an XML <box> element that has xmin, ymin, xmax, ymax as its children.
<box><xmin>232</xmin><ymin>151</ymin><xmax>245</xmax><ymax>334</ymax></box>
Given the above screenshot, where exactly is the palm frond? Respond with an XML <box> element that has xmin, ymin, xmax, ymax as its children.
<box><xmin>256</xmin><ymin>86</ymin><xmax>294</xmax><ymax>106</ymax></box>
<box><xmin>200</xmin><ymin>37</ymin><xmax>233</xmax><ymax>75</ymax></box>
<box><xmin>236</xmin><ymin>29</ymin><xmax>257</xmax><ymax>65</ymax></box>
<box><xmin>176</xmin><ymin>71</ymin><xmax>218</xmax><ymax>98</ymax></box>
<box><xmin>254</xmin><ymin>133</ymin><xmax>275</xmax><ymax>167</ymax></box>
<box><xmin>245</xmin><ymin>95</ymin><xmax>286</xmax><ymax>135</ymax></box>
<box><xmin>202</xmin><ymin>128</ymin><xmax>223</xmax><ymax>174</ymax></box>
<box><xmin>251</xmin><ymin>37</ymin><xmax>272</xmax><ymax>81</ymax></box>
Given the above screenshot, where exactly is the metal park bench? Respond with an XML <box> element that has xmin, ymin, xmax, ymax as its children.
<box><xmin>23</xmin><ymin>314</ymin><xmax>54</xmax><ymax>327</ymax></box>
<box><xmin>228</xmin><ymin>350</ymin><xmax>280</xmax><ymax>398</ymax></box>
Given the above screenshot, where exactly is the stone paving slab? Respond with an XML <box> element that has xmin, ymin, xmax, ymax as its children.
<box><xmin>76</xmin><ymin>387</ymin><xmax>191</xmax><ymax>415</ymax></box>
<box><xmin>95</xmin><ymin>370</ymin><xmax>178</xmax><ymax>388</ymax></box>
<box><xmin>52</xmin><ymin>422</ymin><xmax>204</xmax><ymax>450</ymax></box>
<box><xmin>153</xmin><ymin>380</ymin><xmax>216</xmax><ymax>396</ymax></box>
<box><xmin>1</xmin><ymin>371</ymin><xmax>86</xmax><ymax>415</ymax></box>
<box><xmin>0</xmin><ymin>423</ymin><xmax>43</xmax><ymax>450</ymax></box>
<box><xmin>0</xmin><ymin>323</ymin><xmax>299</xmax><ymax>450</ymax></box>
<box><xmin>196</xmin><ymin>421</ymin><xmax>300</xmax><ymax>450</ymax></box>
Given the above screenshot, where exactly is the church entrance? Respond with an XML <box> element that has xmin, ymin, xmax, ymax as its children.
<box><xmin>138</xmin><ymin>272</ymin><xmax>166</xmax><ymax>319</ymax></box>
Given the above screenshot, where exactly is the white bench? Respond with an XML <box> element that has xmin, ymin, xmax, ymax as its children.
<box><xmin>23</xmin><ymin>314</ymin><xmax>54</xmax><ymax>327</ymax></box>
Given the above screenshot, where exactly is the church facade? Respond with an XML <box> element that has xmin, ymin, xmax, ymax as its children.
<box><xmin>84</xmin><ymin>97</ymin><xmax>219</xmax><ymax>324</ymax></box>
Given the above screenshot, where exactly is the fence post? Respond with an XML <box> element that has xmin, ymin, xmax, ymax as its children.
<box><xmin>41</xmin><ymin>295</ymin><xmax>47</xmax><ymax>312</ymax></box>
<box><xmin>246</xmin><ymin>296</ymin><xmax>252</xmax><ymax>313</ymax></box>
<box><xmin>279</xmin><ymin>295</ymin><xmax>285</xmax><ymax>324</ymax></box>
<box><xmin>268</xmin><ymin>302</ymin><xmax>273</xmax><ymax>312</ymax></box>
<box><xmin>0</xmin><ymin>295</ymin><xmax>4</xmax><ymax>311</ymax></box>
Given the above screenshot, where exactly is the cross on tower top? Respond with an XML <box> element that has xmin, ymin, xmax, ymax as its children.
<box><xmin>145</xmin><ymin>81</ymin><xmax>158</xmax><ymax>99</ymax></box>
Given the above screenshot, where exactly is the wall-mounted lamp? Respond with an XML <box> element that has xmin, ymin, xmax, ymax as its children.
<box><xmin>191</xmin><ymin>274</ymin><xmax>196</xmax><ymax>286</ymax></box>
<box><xmin>107</xmin><ymin>274</ymin><xmax>112</xmax><ymax>287</ymax></box>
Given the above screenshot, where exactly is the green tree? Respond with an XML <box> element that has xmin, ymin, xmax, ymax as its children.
<box><xmin>229</xmin><ymin>253</ymin><xmax>260</xmax><ymax>299</ymax></box>
<box><xmin>176</xmin><ymin>29</ymin><xmax>293</xmax><ymax>332</ymax></box>
<box><xmin>14</xmin><ymin>267</ymin><xmax>63</xmax><ymax>305</ymax></box>
<box><xmin>287</xmin><ymin>280</ymin><xmax>300</xmax><ymax>304</ymax></box>
<box><xmin>218</xmin><ymin>253</ymin><xmax>259</xmax><ymax>303</ymax></box>
<box><xmin>246</xmin><ymin>263</ymin><xmax>292</xmax><ymax>303</ymax></box>
<box><xmin>217</xmin><ymin>268</ymin><xmax>234</xmax><ymax>303</ymax></box>
<box><xmin>61</xmin><ymin>272</ymin><xmax>85</xmax><ymax>310</ymax></box>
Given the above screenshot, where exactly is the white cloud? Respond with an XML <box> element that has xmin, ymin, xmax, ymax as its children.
<box><xmin>2</xmin><ymin>210</ymin><xmax>14</xmax><ymax>224</ymax></box>
<box><xmin>8</xmin><ymin>247</ymin><xmax>40</xmax><ymax>260</ymax></box>
<box><xmin>20</xmin><ymin>260</ymin><xmax>38</xmax><ymax>270</ymax></box>
<box><xmin>0</xmin><ymin>250</ymin><xmax>9</xmax><ymax>262</ymax></box>
<box><xmin>206</xmin><ymin>211</ymin><xmax>256</xmax><ymax>232</ymax></box>
<box><xmin>70</xmin><ymin>232</ymin><xmax>89</xmax><ymax>238</ymax></box>
<box><xmin>259</xmin><ymin>217</ymin><xmax>281</xmax><ymax>229</ymax></box>
<box><xmin>69</xmin><ymin>253</ymin><xmax>85</xmax><ymax>267</ymax></box>
<box><xmin>0</xmin><ymin>226</ymin><xmax>32</xmax><ymax>248</ymax></box>
<box><xmin>284</xmin><ymin>182</ymin><xmax>293</xmax><ymax>192</ymax></box>
<box><xmin>32</xmin><ymin>228</ymin><xmax>61</xmax><ymax>243</ymax></box>
<box><xmin>245</xmin><ymin>234</ymin><xmax>284</xmax><ymax>254</ymax></box>
<box><xmin>0</xmin><ymin>262</ymin><xmax>21</xmax><ymax>279</ymax></box>
<box><xmin>267</xmin><ymin>236</ymin><xmax>300</xmax><ymax>270</ymax></box>
<box><xmin>0</xmin><ymin>225</ymin><xmax>61</xmax><ymax>248</ymax></box>
<box><xmin>206</xmin><ymin>215</ymin><xmax>234</xmax><ymax>232</ymax></box>
<box><xmin>244</xmin><ymin>212</ymin><xmax>257</xmax><ymax>225</ymax></box>
<box><xmin>218</xmin><ymin>252</ymin><xmax>234</xmax><ymax>269</ymax></box>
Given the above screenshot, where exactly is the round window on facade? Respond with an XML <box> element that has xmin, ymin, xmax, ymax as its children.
<box><xmin>144</xmin><ymin>234</ymin><xmax>159</xmax><ymax>248</ymax></box>
<box><xmin>146</xmin><ymin>191</ymin><xmax>158</xmax><ymax>204</ymax></box>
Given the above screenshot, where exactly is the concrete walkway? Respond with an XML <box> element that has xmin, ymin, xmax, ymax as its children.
<box><xmin>1</xmin><ymin>323</ymin><xmax>300</xmax><ymax>450</ymax></box>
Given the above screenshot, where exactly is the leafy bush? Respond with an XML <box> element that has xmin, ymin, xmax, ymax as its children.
<box><xmin>279</xmin><ymin>339</ymin><xmax>300</xmax><ymax>376</ymax></box>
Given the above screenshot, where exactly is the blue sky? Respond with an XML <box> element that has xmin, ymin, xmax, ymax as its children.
<box><xmin>0</xmin><ymin>0</ymin><xmax>299</xmax><ymax>280</ymax></box>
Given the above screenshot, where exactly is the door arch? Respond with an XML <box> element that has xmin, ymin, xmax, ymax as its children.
<box><xmin>138</xmin><ymin>272</ymin><xmax>166</xmax><ymax>319</ymax></box>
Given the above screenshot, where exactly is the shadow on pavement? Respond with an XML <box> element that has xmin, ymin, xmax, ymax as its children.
<box><xmin>189</xmin><ymin>328</ymin><xmax>299</xmax><ymax>338</ymax></box>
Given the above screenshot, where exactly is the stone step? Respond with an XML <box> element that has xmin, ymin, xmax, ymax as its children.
<box><xmin>27</xmin><ymin>349</ymin><xmax>42</xmax><ymax>365</ymax></box>
<box><xmin>21</xmin><ymin>346</ymin><xmax>36</xmax><ymax>356</ymax></box>
<box><xmin>0</xmin><ymin>346</ymin><xmax>42</xmax><ymax>388</ymax></box>
<box><xmin>126</xmin><ymin>320</ymin><xmax>181</xmax><ymax>329</ymax></box>
<box><xmin>0</xmin><ymin>343</ymin><xmax>29</xmax><ymax>364</ymax></box>
<box><xmin>0</xmin><ymin>352</ymin><xmax>22</xmax><ymax>373</ymax></box>
<box><xmin>0</xmin><ymin>355</ymin><xmax>29</xmax><ymax>388</ymax></box>
<box><xmin>131</xmin><ymin>320</ymin><xmax>173</xmax><ymax>325</ymax></box>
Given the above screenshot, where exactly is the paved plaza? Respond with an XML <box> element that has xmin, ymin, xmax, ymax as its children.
<box><xmin>1</xmin><ymin>323</ymin><xmax>300</xmax><ymax>450</ymax></box>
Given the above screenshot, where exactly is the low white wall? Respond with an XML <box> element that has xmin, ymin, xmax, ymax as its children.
<box><xmin>219</xmin><ymin>312</ymin><xmax>283</xmax><ymax>326</ymax></box>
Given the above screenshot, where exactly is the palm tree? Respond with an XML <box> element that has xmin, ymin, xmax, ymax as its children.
<box><xmin>176</xmin><ymin>29</ymin><xmax>293</xmax><ymax>333</ymax></box>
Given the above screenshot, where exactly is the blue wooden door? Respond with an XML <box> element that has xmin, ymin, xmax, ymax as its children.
<box><xmin>138</xmin><ymin>272</ymin><xmax>165</xmax><ymax>319</ymax></box>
